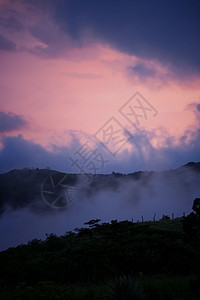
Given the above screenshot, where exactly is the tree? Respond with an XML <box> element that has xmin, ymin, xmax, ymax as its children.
<box><xmin>182</xmin><ymin>212</ymin><xmax>199</xmax><ymax>237</ymax></box>
<box><xmin>192</xmin><ymin>198</ymin><xmax>200</xmax><ymax>216</ymax></box>
<box><xmin>161</xmin><ymin>214</ymin><xmax>170</xmax><ymax>220</ymax></box>
<box><xmin>183</xmin><ymin>198</ymin><xmax>200</xmax><ymax>239</ymax></box>
<box><xmin>84</xmin><ymin>219</ymin><xmax>101</xmax><ymax>228</ymax></box>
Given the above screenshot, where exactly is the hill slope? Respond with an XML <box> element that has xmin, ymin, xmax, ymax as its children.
<box><xmin>0</xmin><ymin>162</ymin><xmax>200</xmax><ymax>215</ymax></box>
<box><xmin>0</xmin><ymin>217</ymin><xmax>200</xmax><ymax>299</ymax></box>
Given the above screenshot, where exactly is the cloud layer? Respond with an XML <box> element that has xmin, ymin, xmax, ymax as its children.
<box><xmin>50</xmin><ymin>0</ymin><xmax>200</xmax><ymax>76</ymax></box>
<box><xmin>0</xmin><ymin>111</ymin><xmax>27</xmax><ymax>133</ymax></box>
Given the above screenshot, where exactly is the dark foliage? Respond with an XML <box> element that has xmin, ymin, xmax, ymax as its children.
<box><xmin>0</xmin><ymin>214</ymin><xmax>200</xmax><ymax>299</ymax></box>
<box><xmin>182</xmin><ymin>198</ymin><xmax>200</xmax><ymax>246</ymax></box>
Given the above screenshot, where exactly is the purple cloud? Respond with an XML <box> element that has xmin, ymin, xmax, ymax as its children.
<box><xmin>130</xmin><ymin>63</ymin><xmax>157</xmax><ymax>78</ymax></box>
<box><xmin>0</xmin><ymin>112</ymin><xmax>28</xmax><ymax>133</ymax></box>
<box><xmin>0</xmin><ymin>34</ymin><xmax>16</xmax><ymax>51</ymax></box>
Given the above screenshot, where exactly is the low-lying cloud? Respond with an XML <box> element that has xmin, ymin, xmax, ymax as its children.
<box><xmin>0</xmin><ymin>163</ymin><xmax>199</xmax><ymax>251</ymax></box>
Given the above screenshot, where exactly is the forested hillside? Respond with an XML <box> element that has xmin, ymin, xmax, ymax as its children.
<box><xmin>0</xmin><ymin>210</ymin><xmax>200</xmax><ymax>299</ymax></box>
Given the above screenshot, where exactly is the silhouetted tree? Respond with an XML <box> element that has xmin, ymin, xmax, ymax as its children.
<box><xmin>183</xmin><ymin>198</ymin><xmax>200</xmax><ymax>239</ymax></box>
<box><xmin>192</xmin><ymin>198</ymin><xmax>200</xmax><ymax>216</ymax></box>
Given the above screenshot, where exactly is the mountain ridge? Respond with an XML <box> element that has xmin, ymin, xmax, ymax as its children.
<box><xmin>0</xmin><ymin>161</ymin><xmax>200</xmax><ymax>215</ymax></box>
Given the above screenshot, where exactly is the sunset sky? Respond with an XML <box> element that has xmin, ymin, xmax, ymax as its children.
<box><xmin>0</xmin><ymin>0</ymin><xmax>200</xmax><ymax>174</ymax></box>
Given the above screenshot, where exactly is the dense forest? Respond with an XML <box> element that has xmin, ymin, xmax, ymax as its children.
<box><xmin>0</xmin><ymin>198</ymin><xmax>200</xmax><ymax>299</ymax></box>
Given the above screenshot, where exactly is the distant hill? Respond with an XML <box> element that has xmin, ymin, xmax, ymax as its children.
<box><xmin>0</xmin><ymin>162</ymin><xmax>200</xmax><ymax>215</ymax></box>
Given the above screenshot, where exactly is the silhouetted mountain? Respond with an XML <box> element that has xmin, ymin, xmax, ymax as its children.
<box><xmin>0</xmin><ymin>162</ymin><xmax>200</xmax><ymax>215</ymax></box>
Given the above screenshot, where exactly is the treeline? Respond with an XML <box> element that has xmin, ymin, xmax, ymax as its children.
<box><xmin>0</xmin><ymin>199</ymin><xmax>200</xmax><ymax>299</ymax></box>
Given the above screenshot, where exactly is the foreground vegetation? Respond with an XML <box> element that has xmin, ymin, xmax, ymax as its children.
<box><xmin>0</xmin><ymin>198</ymin><xmax>200</xmax><ymax>299</ymax></box>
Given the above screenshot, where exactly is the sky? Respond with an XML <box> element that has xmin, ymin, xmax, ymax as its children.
<box><xmin>0</xmin><ymin>0</ymin><xmax>200</xmax><ymax>175</ymax></box>
<box><xmin>0</xmin><ymin>0</ymin><xmax>200</xmax><ymax>250</ymax></box>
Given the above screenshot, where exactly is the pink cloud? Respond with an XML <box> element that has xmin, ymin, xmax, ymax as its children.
<box><xmin>0</xmin><ymin>0</ymin><xmax>200</xmax><ymax>160</ymax></box>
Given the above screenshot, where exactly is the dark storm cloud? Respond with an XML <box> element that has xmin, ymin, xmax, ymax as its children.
<box><xmin>7</xmin><ymin>0</ymin><xmax>200</xmax><ymax>76</ymax></box>
<box><xmin>0</xmin><ymin>33</ymin><xmax>16</xmax><ymax>51</ymax></box>
<box><xmin>0</xmin><ymin>112</ymin><xmax>27</xmax><ymax>133</ymax></box>
<box><xmin>49</xmin><ymin>0</ymin><xmax>200</xmax><ymax>76</ymax></box>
